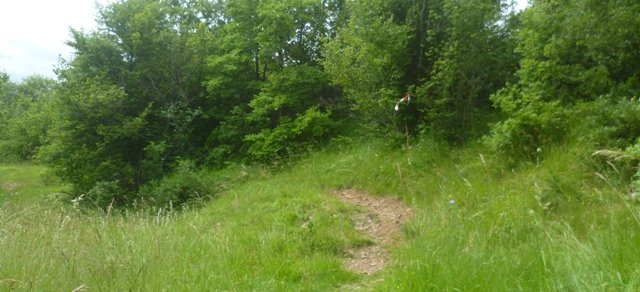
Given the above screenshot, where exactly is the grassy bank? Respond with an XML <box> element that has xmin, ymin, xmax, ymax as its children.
<box><xmin>1</xmin><ymin>140</ymin><xmax>639</xmax><ymax>290</ymax></box>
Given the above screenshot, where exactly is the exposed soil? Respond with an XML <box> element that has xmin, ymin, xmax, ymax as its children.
<box><xmin>333</xmin><ymin>189</ymin><xmax>413</xmax><ymax>275</ymax></box>
<box><xmin>2</xmin><ymin>182</ymin><xmax>20</xmax><ymax>191</ymax></box>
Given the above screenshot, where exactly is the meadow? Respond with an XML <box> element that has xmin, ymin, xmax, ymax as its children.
<box><xmin>1</xmin><ymin>139</ymin><xmax>639</xmax><ymax>291</ymax></box>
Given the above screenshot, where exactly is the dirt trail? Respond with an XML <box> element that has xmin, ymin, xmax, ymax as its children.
<box><xmin>333</xmin><ymin>189</ymin><xmax>413</xmax><ymax>275</ymax></box>
<box><xmin>2</xmin><ymin>182</ymin><xmax>20</xmax><ymax>191</ymax></box>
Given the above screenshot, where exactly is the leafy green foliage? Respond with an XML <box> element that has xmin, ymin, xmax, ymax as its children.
<box><xmin>416</xmin><ymin>0</ymin><xmax>518</xmax><ymax>143</ymax></box>
<box><xmin>7</xmin><ymin>0</ymin><xmax>638</xmax><ymax>210</ymax></box>
<box><xmin>323</xmin><ymin>0</ymin><xmax>411</xmax><ymax>129</ymax></box>
<box><xmin>487</xmin><ymin>85</ymin><xmax>567</xmax><ymax>160</ymax></box>
<box><xmin>203</xmin><ymin>0</ymin><xmax>346</xmax><ymax>163</ymax></box>
<box><xmin>245</xmin><ymin>65</ymin><xmax>338</xmax><ymax>160</ymax></box>
<box><xmin>138</xmin><ymin>160</ymin><xmax>218</xmax><ymax>208</ymax></box>
<box><xmin>246</xmin><ymin>106</ymin><xmax>334</xmax><ymax>160</ymax></box>
<box><xmin>488</xmin><ymin>0</ymin><xmax>640</xmax><ymax>158</ymax></box>
<box><xmin>39</xmin><ymin>0</ymin><xmax>348</xmax><ymax>205</ymax></box>
<box><xmin>40</xmin><ymin>78</ymin><xmax>148</xmax><ymax>198</ymax></box>
<box><xmin>41</xmin><ymin>0</ymin><xmax>218</xmax><ymax>202</ymax></box>
<box><xmin>324</xmin><ymin>0</ymin><xmax>518</xmax><ymax>141</ymax></box>
<box><xmin>84</xmin><ymin>180</ymin><xmax>126</xmax><ymax>209</ymax></box>
<box><xmin>0</xmin><ymin>75</ymin><xmax>56</xmax><ymax>162</ymax></box>
<box><xmin>573</xmin><ymin>97</ymin><xmax>640</xmax><ymax>151</ymax></box>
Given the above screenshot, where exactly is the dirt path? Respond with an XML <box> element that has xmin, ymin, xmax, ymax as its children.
<box><xmin>333</xmin><ymin>189</ymin><xmax>413</xmax><ymax>275</ymax></box>
<box><xmin>2</xmin><ymin>182</ymin><xmax>20</xmax><ymax>191</ymax></box>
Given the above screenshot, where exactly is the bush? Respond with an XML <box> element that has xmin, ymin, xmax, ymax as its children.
<box><xmin>0</xmin><ymin>76</ymin><xmax>56</xmax><ymax>162</ymax></box>
<box><xmin>487</xmin><ymin>93</ymin><xmax>640</xmax><ymax>165</ymax></box>
<box><xmin>487</xmin><ymin>0</ymin><xmax>640</xmax><ymax>162</ymax></box>
<box><xmin>485</xmin><ymin>86</ymin><xmax>567</xmax><ymax>161</ymax></box>
<box><xmin>138</xmin><ymin>160</ymin><xmax>218</xmax><ymax>208</ymax></box>
<box><xmin>83</xmin><ymin>180</ymin><xmax>126</xmax><ymax>209</ymax></box>
<box><xmin>245</xmin><ymin>107</ymin><xmax>335</xmax><ymax>161</ymax></box>
<box><xmin>39</xmin><ymin>78</ymin><xmax>149</xmax><ymax>195</ymax></box>
<box><xmin>572</xmin><ymin>97</ymin><xmax>640</xmax><ymax>151</ymax></box>
<box><xmin>569</xmin><ymin>97</ymin><xmax>640</xmax><ymax>184</ymax></box>
<box><xmin>244</xmin><ymin>65</ymin><xmax>339</xmax><ymax>161</ymax></box>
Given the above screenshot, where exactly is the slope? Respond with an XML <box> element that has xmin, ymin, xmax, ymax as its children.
<box><xmin>1</xmin><ymin>139</ymin><xmax>640</xmax><ymax>290</ymax></box>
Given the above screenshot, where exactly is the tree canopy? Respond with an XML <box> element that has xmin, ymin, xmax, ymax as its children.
<box><xmin>2</xmin><ymin>0</ymin><xmax>639</xmax><ymax>208</ymax></box>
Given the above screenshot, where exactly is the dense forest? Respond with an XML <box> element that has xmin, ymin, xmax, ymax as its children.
<box><xmin>1</xmin><ymin>0</ymin><xmax>639</xmax><ymax>208</ymax></box>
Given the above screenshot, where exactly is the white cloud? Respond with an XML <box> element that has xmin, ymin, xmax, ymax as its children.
<box><xmin>0</xmin><ymin>0</ymin><xmax>108</xmax><ymax>81</ymax></box>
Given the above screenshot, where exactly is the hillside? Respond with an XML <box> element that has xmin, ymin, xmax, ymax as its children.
<box><xmin>2</xmin><ymin>0</ymin><xmax>640</xmax><ymax>290</ymax></box>
<box><xmin>2</xmin><ymin>140</ymin><xmax>638</xmax><ymax>290</ymax></box>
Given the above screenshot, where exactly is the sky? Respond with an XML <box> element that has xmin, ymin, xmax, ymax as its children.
<box><xmin>0</xmin><ymin>0</ymin><xmax>529</xmax><ymax>82</ymax></box>
<box><xmin>0</xmin><ymin>0</ymin><xmax>112</xmax><ymax>81</ymax></box>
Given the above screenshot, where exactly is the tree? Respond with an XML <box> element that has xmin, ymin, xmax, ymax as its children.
<box><xmin>204</xmin><ymin>0</ymin><xmax>347</xmax><ymax>162</ymax></box>
<box><xmin>245</xmin><ymin>65</ymin><xmax>337</xmax><ymax>160</ymax></box>
<box><xmin>0</xmin><ymin>75</ymin><xmax>56</xmax><ymax>162</ymax></box>
<box><xmin>487</xmin><ymin>0</ymin><xmax>640</xmax><ymax>158</ymax></box>
<box><xmin>324</xmin><ymin>0</ymin><xmax>517</xmax><ymax>142</ymax></box>
<box><xmin>0</xmin><ymin>72</ymin><xmax>15</xmax><ymax>143</ymax></box>
<box><xmin>40</xmin><ymin>77</ymin><xmax>148</xmax><ymax>201</ymax></box>
<box><xmin>415</xmin><ymin>0</ymin><xmax>517</xmax><ymax>143</ymax></box>
<box><xmin>44</xmin><ymin>0</ymin><xmax>218</xmax><ymax>202</ymax></box>
<box><xmin>323</xmin><ymin>0</ymin><xmax>411</xmax><ymax>131</ymax></box>
<box><xmin>45</xmin><ymin>0</ymin><xmax>347</xmax><ymax>205</ymax></box>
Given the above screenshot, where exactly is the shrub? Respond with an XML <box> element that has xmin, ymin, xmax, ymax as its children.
<box><xmin>572</xmin><ymin>97</ymin><xmax>640</xmax><ymax>151</ymax></box>
<box><xmin>485</xmin><ymin>86</ymin><xmax>567</xmax><ymax>161</ymax></box>
<box><xmin>138</xmin><ymin>160</ymin><xmax>218</xmax><ymax>208</ymax></box>
<box><xmin>244</xmin><ymin>65</ymin><xmax>339</xmax><ymax>161</ymax></box>
<box><xmin>84</xmin><ymin>180</ymin><xmax>125</xmax><ymax>209</ymax></box>
<box><xmin>570</xmin><ymin>97</ymin><xmax>640</xmax><ymax>183</ymax></box>
<box><xmin>487</xmin><ymin>0</ymin><xmax>640</xmax><ymax>161</ymax></box>
<box><xmin>245</xmin><ymin>107</ymin><xmax>335</xmax><ymax>161</ymax></box>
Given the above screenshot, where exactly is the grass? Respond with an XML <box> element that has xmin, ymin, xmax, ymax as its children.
<box><xmin>0</xmin><ymin>164</ymin><xmax>67</xmax><ymax>206</ymax></box>
<box><xmin>2</xmin><ymin>139</ymin><xmax>640</xmax><ymax>290</ymax></box>
<box><xmin>0</xmin><ymin>167</ymin><xmax>362</xmax><ymax>290</ymax></box>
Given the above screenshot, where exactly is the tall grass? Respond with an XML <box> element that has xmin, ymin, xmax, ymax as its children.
<box><xmin>376</xmin><ymin>143</ymin><xmax>640</xmax><ymax>291</ymax></box>
<box><xmin>0</xmin><ymin>165</ymin><xmax>362</xmax><ymax>290</ymax></box>
<box><xmin>1</xmin><ymin>140</ymin><xmax>639</xmax><ymax>290</ymax></box>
